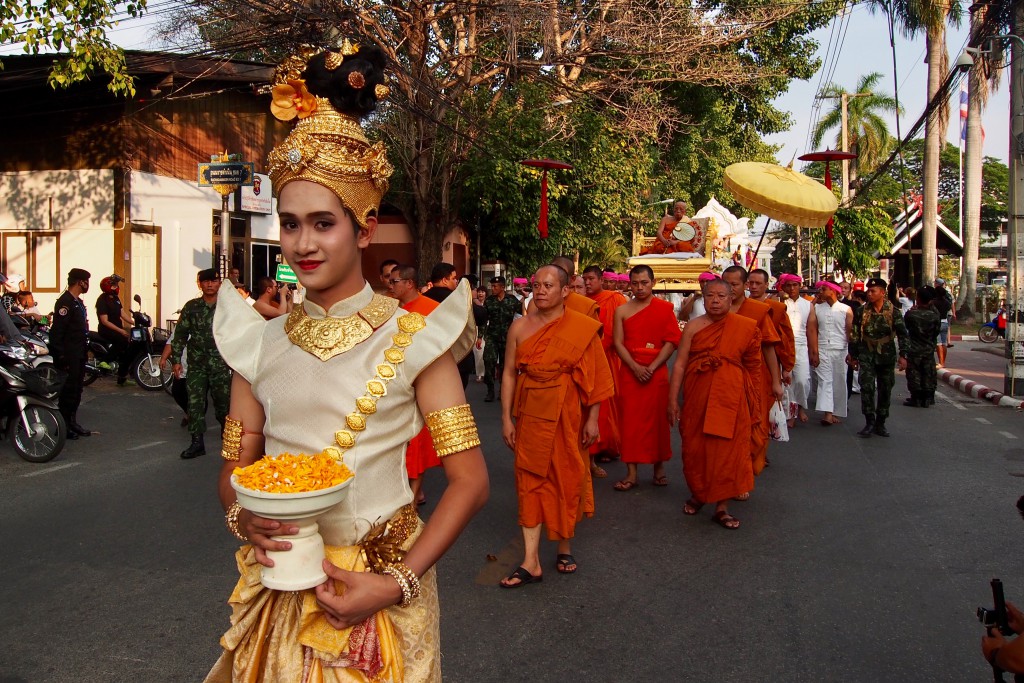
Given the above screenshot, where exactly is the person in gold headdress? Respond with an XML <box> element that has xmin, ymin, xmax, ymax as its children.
<box><xmin>204</xmin><ymin>43</ymin><xmax>488</xmax><ymax>683</ymax></box>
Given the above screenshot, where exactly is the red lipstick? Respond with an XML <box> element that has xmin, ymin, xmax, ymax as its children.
<box><xmin>296</xmin><ymin>260</ymin><xmax>322</xmax><ymax>271</ymax></box>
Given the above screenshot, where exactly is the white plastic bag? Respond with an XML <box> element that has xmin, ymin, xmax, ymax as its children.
<box><xmin>768</xmin><ymin>399</ymin><xmax>789</xmax><ymax>442</ymax></box>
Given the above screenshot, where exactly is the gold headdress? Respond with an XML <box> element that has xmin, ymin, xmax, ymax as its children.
<box><xmin>267</xmin><ymin>46</ymin><xmax>393</xmax><ymax>229</ymax></box>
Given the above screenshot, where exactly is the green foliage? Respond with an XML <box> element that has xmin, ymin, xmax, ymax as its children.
<box><xmin>0</xmin><ymin>0</ymin><xmax>146</xmax><ymax>95</ymax></box>
<box><xmin>812</xmin><ymin>205</ymin><xmax>895</xmax><ymax>277</ymax></box>
<box><xmin>811</xmin><ymin>72</ymin><xmax>902</xmax><ymax>176</ymax></box>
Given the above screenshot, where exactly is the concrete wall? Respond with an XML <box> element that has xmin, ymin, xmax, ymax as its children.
<box><xmin>0</xmin><ymin>169</ymin><xmax>116</xmax><ymax>316</ymax></box>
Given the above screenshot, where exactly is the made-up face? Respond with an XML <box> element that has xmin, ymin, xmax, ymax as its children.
<box><xmin>278</xmin><ymin>180</ymin><xmax>376</xmax><ymax>309</ymax></box>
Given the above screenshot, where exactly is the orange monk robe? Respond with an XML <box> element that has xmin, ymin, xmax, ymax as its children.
<box><xmin>735</xmin><ymin>297</ymin><xmax>781</xmax><ymax>476</ymax></box>
<box><xmin>401</xmin><ymin>295</ymin><xmax>441</xmax><ymax>478</ymax></box>
<box><xmin>639</xmin><ymin>218</ymin><xmax>697</xmax><ymax>254</ymax></box>
<box><xmin>511</xmin><ymin>310</ymin><xmax>614</xmax><ymax>540</ymax></box>
<box><xmin>565</xmin><ymin>291</ymin><xmax>600</xmax><ymax>320</ymax></box>
<box><xmin>587</xmin><ymin>289</ymin><xmax>627</xmax><ymax>455</ymax></box>
<box><xmin>680</xmin><ymin>314</ymin><xmax>762</xmax><ymax>503</ymax></box>
<box><xmin>618</xmin><ymin>298</ymin><xmax>681</xmax><ymax>464</ymax></box>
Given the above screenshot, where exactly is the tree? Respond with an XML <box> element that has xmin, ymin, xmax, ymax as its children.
<box><xmin>159</xmin><ymin>0</ymin><xmax>844</xmax><ymax>275</ymax></box>
<box><xmin>0</xmin><ymin>0</ymin><xmax>147</xmax><ymax>95</ymax></box>
<box><xmin>871</xmin><ymin>0</ymin><xmax>962</xmax><ymax>283</ymax></box>
<box><xmin>957</xmin><ymin>2</ymin><xmax>1013</xmax><ymax>321</ymax></box>
<box><xmin>811</xmin><ymin>72</ymin><xmax>902</xmax><ymax>189</ymax></box>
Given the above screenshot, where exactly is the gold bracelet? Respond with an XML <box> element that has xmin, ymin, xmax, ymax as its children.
<box><xmin>221</xmin><ymin>416</ymin><xmax>262</xmax><ymax>461</ymax></box>
<box><xmin>225</xmin><ymin>501</ymin><xmax>248</xmax><ymax>542</ymax></box>
<box><xmin>424</xmin><ymin>404</ymin><xmax>480</xmax><ymax>457</ymax></box>
<box><xmin>382</xmin><ymin>562</ymin><xmax>421</xmax><ymax>608</ymax></box>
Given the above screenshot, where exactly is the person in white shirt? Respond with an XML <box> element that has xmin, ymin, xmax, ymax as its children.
<box><xmin>777</xmin><ymin>273</ymin><xmax>811</xmax><ymax>426</ymax></box>
<box><xmin>807</xmin><ymin>280</ymin><xmax>853</xmax><ymax>426</ymax></box>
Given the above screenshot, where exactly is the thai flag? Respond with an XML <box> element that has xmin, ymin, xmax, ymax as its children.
<box><xmin>960</xmin><ymin>82</ymin><xmax>968</xmax><ymax>141</ymax></box>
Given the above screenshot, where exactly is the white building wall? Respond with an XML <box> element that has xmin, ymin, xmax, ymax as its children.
<box><xmin>130</xmin><ymin>171</ymin><xmax>279</xmax><ymax>326</ymax></box>
<box><xmin>0</xmin><ymin>169</ymin><xmax>116</xmax><ymax>317</ymax></box>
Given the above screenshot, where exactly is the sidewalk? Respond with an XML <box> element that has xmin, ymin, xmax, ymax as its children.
<box><xmin>936</xmin><ymin>341</ymin><xmax>1024</xmax><ymax>409</ymax></box>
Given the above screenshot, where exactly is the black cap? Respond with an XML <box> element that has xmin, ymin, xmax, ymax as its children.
<box><xmin>198</xmin><ymin>268</ymin><xmax>220</xmax><ymax>282</ymax></box>
<box><xmin>490</xmin><ymin>276</ymin><xmax>506</xmax><ymax>285</ymax></box>
<box><xmin>68</xmin><ymin>268</ymin><xmax>91</xmax><ymax>282</ymax></box>
<box><xmin>866</xmin><ymin>277</ymin><xmax>887</xmax><ymax>290</ymax></box>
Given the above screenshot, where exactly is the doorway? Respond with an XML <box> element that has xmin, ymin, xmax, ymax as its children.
<box><xmin>131</xmin><ymin>224</ymin><xmax>161</xmax><ymax>322</ymax></box>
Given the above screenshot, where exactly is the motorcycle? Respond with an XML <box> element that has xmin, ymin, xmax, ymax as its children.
<box><xmin>980</xmin><ymin>310</ymin><xmax>1006</xmax><ymax>344</ymax></box>
<box><xmin>83</xmin><ymin>294</ymin><xmax>172</xmax><ymax>391</ymax></box>
<box><xmin>0</xmin><ymin>342</ymin><xmax>66</xmax><ymax>462</ymax></box>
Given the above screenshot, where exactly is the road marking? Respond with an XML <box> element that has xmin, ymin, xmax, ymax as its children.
<box><xmin>935</xmin><ymin>390</ymin><xmax>968</xmax><ymax>411</ymax></box>
<box><xmin>21</xmin><ymin>462</ymin><xmax>81</xmax><ymax>477</ymax></box>
<box><xmin>976</xmin><ymin>418</ymin><xmax>993</xmax><ymax>424</ymax></box>
<box><xmin>1000</xmin><ymin>431</ymin><xmax>1018</xmax><ymax>440</ymax></box>
<box><xmin>127</xmin><ymin>440</ymin><xmax>167</xmax><ymax>451</ymax></box>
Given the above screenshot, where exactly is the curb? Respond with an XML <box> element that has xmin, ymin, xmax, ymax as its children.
<box><xmin>937</xmin><ymin>368</ymin><xmax>1024</xmax><ymax>409</ymax></box>
<box><xmin>949</xmin><ymin>335</ymin><xmax>979</xmax><ymax>342</ymax></box>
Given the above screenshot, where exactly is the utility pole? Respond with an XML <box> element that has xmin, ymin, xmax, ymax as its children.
<box><xmin>816</xmin><ymin>91</ymin><xmax>871</xmax><ymax>204</ymax></box>
<box><xmin>1006</xmin><ymin>7</ymin><xmax>1024</xmax><ymax>395</ymax></box>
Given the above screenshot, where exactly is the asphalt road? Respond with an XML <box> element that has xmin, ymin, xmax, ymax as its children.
<box><xmin>2</xmin><ymin>364</ymin><xmax>1023</xmax><ymax>682</ymax></box>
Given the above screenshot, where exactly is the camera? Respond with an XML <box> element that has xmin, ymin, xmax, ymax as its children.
<box><xmin>109</xmin><ymin>274</ymin><xmax>125</xmax><ymax>285</ymax></box>
<box><xmin>287</xmin><ymin>283</ymin><xmax>297</xmax><ymax>291</ymax></box>
<box><xmin>978</xmin><ymin>578</ymin><xmax>1014</xmax><ymax>636</ymax></box>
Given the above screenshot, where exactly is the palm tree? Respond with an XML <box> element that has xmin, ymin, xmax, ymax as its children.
<box><xmin>811</xmin><ymin>72</ymin><xmax>903</xmax><ymax>191</ymax></box>
<box><xmin>871</xmin><ymin>0</ymin><xmax>962</xmax><ymax>284</ymax></box>
<box><xmin>956</xmin><ymin>3</ymin><xmax>1008</xmax><ymax>321</ymax></box>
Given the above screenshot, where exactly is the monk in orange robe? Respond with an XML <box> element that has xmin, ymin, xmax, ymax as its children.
<box><xmin>611</xmin><ymin>265</ymin><xmax>681</xmax><ymax>490</ymax></box>
<box><xmin>722</xmin><ymin>266</ymin><xmax>784</xmax><ymax>478</ymax></box>
<box><xmin>499</xmin><ymin>265</ymin><xmax>614</xmax><ymax>587</ymax></box>
<box><xmin>669</xmin><ymin>278</ymin><xmax>762</xmax><ymax>530</ymax></box>
<box><xmin>581</xmin><ymin>265</ymin><xmax>626</xmax><ymax>473</ymax></box>
<box><xmin>550</xmin><ymin>256</ymin><xmax>600</xmax><ymax>321</ymax></box>
<box><xmin>393</xmin><ymin>266</ymin><xmax>441</xmax><ymax>504</ymax></box>
<box><xmin>747</xmin><ymin>268</ymin><xmax>796</xmax><ymax>468</ymax></box>
<box><xmin>640</xmin><ymin>201</ymin><xmax>698</xmax><ymax>254</ymax></box>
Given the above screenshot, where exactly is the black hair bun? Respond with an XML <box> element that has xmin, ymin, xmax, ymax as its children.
<box><xmin>302</xmin><ymin>45</ymin><xmax>387</xmax><ymax>120</ymax></box>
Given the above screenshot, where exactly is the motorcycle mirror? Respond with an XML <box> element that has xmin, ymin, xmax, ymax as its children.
<box><xmin>133</xmin><ymin>294</ymin><xmax>142</xmax><ymax>304</ymax></box>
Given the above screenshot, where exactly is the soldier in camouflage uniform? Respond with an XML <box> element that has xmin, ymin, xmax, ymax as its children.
<box><xmin>167</xmin><ymin>268</ymin><xmax>231</xmax><ymax>458</ymax></box>
<box><xmin>902</xmin><ymin>285</ymin><xmax>941</xmax><ymax>408</ymax></box>
<box><xmin>848</xmin><ymin>277</ymin><xmax>908</xmax><ymax>437</ymax></box>
<box><xmin>483</xmin><ymin>275</ymin><xmax>522</xmax><ymax>402</ymax></box>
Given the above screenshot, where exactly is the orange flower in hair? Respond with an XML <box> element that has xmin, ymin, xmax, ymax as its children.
<box><xmin>270</xmin><ymin>79</ymin><xmax>318</xmax><ymax>121</ymax></box>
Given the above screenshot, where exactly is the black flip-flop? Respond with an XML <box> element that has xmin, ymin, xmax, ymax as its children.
<box><xmin>556</xmin><ymin>554</ymin><xmax>577</xmax><ymax>574</ymax></box>
<box><xmin>500</xmin><ymin>566</ymin><xmax>542</xmax><ymax>589</ymax></box>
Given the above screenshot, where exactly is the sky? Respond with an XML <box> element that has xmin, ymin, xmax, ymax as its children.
<box><xmin>764</xmin><ymin>2</ymin><xmax>1011</xmax><ymax>167</ymax></box>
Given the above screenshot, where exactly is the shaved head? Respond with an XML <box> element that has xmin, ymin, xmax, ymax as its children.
<box><xmin>537</xmin><ymin>264</ymin><xmax>568</xmax><ymax>288</ymax></box>
<box><xmin>722</xmin><ymin>265</ymin><xmax>748</xmax><ymax>282</ymax></box>
<box><xmin>551</xmin><ymin>256</ymin><xmax>576</xmax><ymax>278</ymax></box>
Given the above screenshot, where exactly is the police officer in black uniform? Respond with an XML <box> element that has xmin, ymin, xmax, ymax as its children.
<box><xmin>50</xmin><ymin>268</ymin><xmax>92</xmax><ymax>439</ymax></box>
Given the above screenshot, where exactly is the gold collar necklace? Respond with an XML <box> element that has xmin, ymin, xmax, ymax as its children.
<box><xmin>284</xmin><ymin>293</ymin><xmax>399</xmax><ymax>360</ymax></box>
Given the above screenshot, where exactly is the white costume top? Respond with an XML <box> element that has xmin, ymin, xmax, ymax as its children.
<box><xmin>214</xmin><ymin>280</ymin><xmax>475</xmax><ymax>546</ymax></box>
<box><xmin>814</xmin><ymin>300</ymin><xmax>851</xmax><ymax>350</ymax></box>
<box><xmin>691</xmin><ymin>295</ymin><xmax>706</xmax><ymax>318</ymax></box>
<box><xmin>784</xmin><ymin>297</ymin><xmax>811</xmax><ymax>345</ymax></box>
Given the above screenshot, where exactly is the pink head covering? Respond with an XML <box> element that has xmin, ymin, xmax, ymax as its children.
<box><xmin>698</xmin><ymin>271</ymin><xmax>718</xmax><ymax>283</ymax></box>
<box><xmin>616</xmin><ymin>273</ymin><xmax>630</xmax><ymax>282</ymax></box>
<box><xmin>777</xmin><ymin>273</ymin><xmax>802</xmax><ymax>286</ymax></box>
<box><xmin>602</xmin><ymin>271</ymin><xmax>616</xmax><ymax>279</ymax></box>
<box><xmin>816</xmin><ymin>280</ymin><xmax>842</xmax><ymax>294</ymax></box>
<box><xmin>512</xmin><ymin>277</ymin><xmax>528</xmax><ymax>285</ymax></box>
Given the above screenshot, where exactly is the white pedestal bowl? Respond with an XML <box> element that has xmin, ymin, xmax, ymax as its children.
<box><xmin>231</xmin><ymin>476</ymin><xmax>352</xmax><ymax>591</ymax></box>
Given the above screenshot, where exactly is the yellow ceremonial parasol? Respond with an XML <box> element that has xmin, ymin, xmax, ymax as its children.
<box><xmin>723</xmin><ymin>160</ymin><xmax>839</xmax><ymax>260</ymax></box>
<box><xmin>723</xmin><ymin>161</ymin><xmax>838</xmax><ymax>228</ymax></box>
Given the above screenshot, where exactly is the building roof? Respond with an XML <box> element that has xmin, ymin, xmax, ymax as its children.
<box><xmin>883</xmin><ymin>195</ymin><xmax>963</xmax><ymax>257</ymax></box>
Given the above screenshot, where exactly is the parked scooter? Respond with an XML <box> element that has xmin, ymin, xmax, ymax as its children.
<box><xmin>83</xmin><ymin>292</ymin><xmax>172</xmax><ymax>390</ymax></box>
<box><xmin>0</xmin><ymin>342</ymin><xmax>66</xmax><ymax>462</ymax></box>
<box><xmin>979</xmin><ymin>309</ymin><xmax>1007</xmax><ymax>344</ymax></box>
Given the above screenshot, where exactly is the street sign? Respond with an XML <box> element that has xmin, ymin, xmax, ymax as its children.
<box><xmin>276</xmin><ymin>264</ymin><xmax>298</xmax><ymax>283</ymax></box>
<box><xmin>198</xmin><ymin>162</ymin><xmax>255</xmax><ymax>187</ymax></box>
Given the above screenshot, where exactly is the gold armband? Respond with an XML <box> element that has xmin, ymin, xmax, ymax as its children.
<box><xmin>221</xmin><ymin>416</ymin><xmax>262</xmax><ymax>461</ymax></box>
<box><xmin>225</xmin><ymin>501</ymin><xmax>248</xmax><ymax>542</ymax></box>
<box><xmin>424</xmin><ymin>404</ymin><xmax>480</xmax><ymax>457</ymax></box>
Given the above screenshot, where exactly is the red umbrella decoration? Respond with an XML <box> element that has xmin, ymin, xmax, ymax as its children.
<box><xmin>521</xmin><ymin>159</ymin><xmax>574</xmax><ymax>238</ymax></box>
<box><xmin>797</xmin><ymin>149</ymin><xmax>857</xmax><ymax>239</ymax></box>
